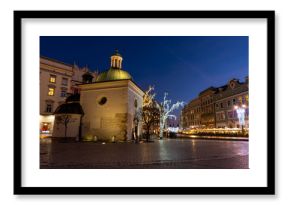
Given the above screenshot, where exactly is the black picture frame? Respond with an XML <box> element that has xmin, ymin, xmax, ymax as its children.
<box><xmin>14</xmin><ymin>10</ymin><xmax>275</xmax><ymax>195</ymax></box>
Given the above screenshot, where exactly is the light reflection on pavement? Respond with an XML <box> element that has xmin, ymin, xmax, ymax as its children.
<box><xmin>40</xmin><ymin>138</ymin><xmax>248</xmax><ymax>169</ymax></box>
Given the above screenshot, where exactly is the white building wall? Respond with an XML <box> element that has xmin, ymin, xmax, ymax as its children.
<box><xmin>52</xmin><ymin>114</ymin><xmax>81</xmax><ymax>139</ymax></box>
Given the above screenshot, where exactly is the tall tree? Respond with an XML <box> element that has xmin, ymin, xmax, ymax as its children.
<box><xmin>141</xmin><ymin>86</ymin><xmax>159</xmax><ymax>142</ymax></box>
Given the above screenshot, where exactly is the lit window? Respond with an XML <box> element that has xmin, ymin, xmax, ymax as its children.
<box><xmin>239</xmin><ymin>96</ymin><xmax>243</xmax><ymax>104</ymax></box>
<box><xmin>48</xmin><ymin>87</ymin><xmax>55</xmax><ymax>96</ymax></box>
<box><xmin>245</xmin><ymin>95</ymin><xmax>249</xmax><ymax>103</ymax></box>
<box><xmin>62</xmin><ymin>78</ymin><xmax>68</xmax><ymax>86</ymax></box>
<box><xmin>49</xmin><ymin>75</ymin><xmax>56</xmax><ymax>83</ymax></box>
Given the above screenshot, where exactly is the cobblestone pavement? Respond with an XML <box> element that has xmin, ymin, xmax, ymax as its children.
<box><xmin>40</xmin><ymin>138</ymin><xmax>248</xmax><ymax>169</ymax></box>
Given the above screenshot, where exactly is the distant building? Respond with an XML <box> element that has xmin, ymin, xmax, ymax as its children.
<box><xmin>214</xmin><ymin>77</ymin><xmax>249</xmax><ymax>128</ymax></box>
<box><xmin>71</xmin><ymin>64</ymin><xmax>98</xmax><ymax>94</ymax></box>
<box><xmin>181</xmin><ymin>87</ymin><xmax>216</xmax><ymax>129</ymax></box>
<box><xmin>199</xmin><ymin>87</ymin><xmax>217</xmax><ymax>128</ymax></box>
<box><xmin>39</xmin><ymin>56</ymin><xmax>96</xmax><ymax>136</ymax></box>
<box><xmin>181</xmin><ymin>98</ymin><xmax>201</xmax><ymax>129</ymax></box>
<box><xmin>181</xmin><ymin>77</ymin><xmax>249</xmax><ymax>130</ymax></box>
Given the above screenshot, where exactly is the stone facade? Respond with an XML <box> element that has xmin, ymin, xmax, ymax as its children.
<box><xmin>80</xmin><ymin>80</ymin><xmax>144</xmax><ymax>142</ymax></box>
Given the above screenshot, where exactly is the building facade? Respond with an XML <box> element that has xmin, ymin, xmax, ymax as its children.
<box><xmin>40</xmin><ymin>57</ymin><xmax>73</xmax><ymax>136</ymax></box>
<box><xmin>40</xmin><ymin>56</ymin><xmax>96</xmax><ymax>136</ymax></box>
<box><xmin>214</xmin><ymin>78</ymin><xmax>249</xmax><ymax>128</ymax></box>
<box><xmin>199</xmin><ymin>87</ymin><xmax>217</xmax><ymax>128</ymax></box>
<box><xmin>181</xmin><ymin>98</ymin><xmax>201</xmax><ymax>129</ymax></box>
<box><xmin>181</xmin><ymin>77</ymin><xmax>249</xmax><ymax>130</ymax></box>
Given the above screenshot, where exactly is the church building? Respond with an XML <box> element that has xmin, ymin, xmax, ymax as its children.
<box><xmin>52</xmin><ymin>50</ymin><xmax>144</xmax><ymax>142</ymax></box>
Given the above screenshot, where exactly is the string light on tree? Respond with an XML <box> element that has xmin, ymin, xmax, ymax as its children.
<box><xmin>157</xmin><ymin>92</ymin><xmax>184</xmax><ymax>139</ymax></box>
<box><xmin>234</xmin><ymin>104</ymin><xmax>246</xmax><ymax>131</ymax></box>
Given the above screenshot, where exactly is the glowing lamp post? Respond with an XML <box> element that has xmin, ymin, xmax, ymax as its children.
<box><xmin>234</xmin><ymin>104</ymin><xmax>246</xmax><ymax>132</ymax></box>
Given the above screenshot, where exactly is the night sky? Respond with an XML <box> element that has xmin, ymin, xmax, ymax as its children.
<box><xmin>40</xmin><ymin>36</ymin><xmax>248</xmax><ymax>116</ymax></box>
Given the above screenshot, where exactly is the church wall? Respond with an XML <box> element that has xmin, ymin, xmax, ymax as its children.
<box><xmin>127</xmin><ymin>87</ymin><xmax>143</xmax><ymax>140</ymax></box>
<box><xmin>80</xmin><ymin>86</ymin><xmax>129</xmax><ymax>142</ymax></box>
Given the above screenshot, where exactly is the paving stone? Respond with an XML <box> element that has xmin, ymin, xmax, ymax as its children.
<box><xmin>40</xmin><ymin>138</ymin><xmax>248</xmax><ymax>169</ymax></box>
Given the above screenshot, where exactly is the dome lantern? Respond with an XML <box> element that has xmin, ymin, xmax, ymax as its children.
<box><xmin>96</xmin><ymin>49</ymin><xmax>132</xmax><ymax>82</ymax></box>
<box><xmin>110</xmin><ymin>49</ymin><xmax>123</xmax><ymax>69</ymax></box>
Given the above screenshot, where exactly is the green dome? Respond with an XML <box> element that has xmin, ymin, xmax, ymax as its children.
<box><xmin>96</xmin><ymin>68</ymin><xmax>132</xmax><ymax>82</ymax></box>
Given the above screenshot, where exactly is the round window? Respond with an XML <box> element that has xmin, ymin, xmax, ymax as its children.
<box><xmin>99</xmin><ymin>97</ymin><xmax>107</xmax><ymax>105</ymax></box>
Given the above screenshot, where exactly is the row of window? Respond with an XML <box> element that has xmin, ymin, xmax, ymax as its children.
<box><xmin>45</xmin><ymin>101</ymin><xmax>66</xmax><ymax>113</ymax></box>
<box><xmin>184</xmin><ymin>96</ymin><xmax>249</xmax><ymax>118</ymax></box>
<box><xmin>216</xmin><ymin>112</ymin><xmax>226</xmax><ymax>121</ymax></box>
<box><xmin>48</xmin><ymin>87</ymin><xmax>67</xmax><ymax>97</ymax></box>
<box><xmin>190</xmin><ymin>105</ymin><xmax>214</xmax><ymax>114</ymax></box>
<box><xmin>216</xmin><ymin>109</ymin><xmax>249</xmax><ymax>121</ymax></box>
<box><xmin>201</xmin><ymin>98</ymin><xmax>213</xmax><ymax>106</ymax></box>
<box><xmin>216</xmin><ymin>95</ymin><xmax>249</xmax><ymax>109</ymax></box>
<box><xmin>184</xmin><ymin>121</ymin><xmax>201</xmax><ymax>127</ymax></box>
<box><xmin>49</xmin><ymin>75</ymin><xmax>68</xmax><ymax>86</ymax></box>
<box><xmin>184</xmin><ymin>108</ymin><xmax>249</xmax><ymax>124</ymax></box>
<box><xmin>186</xmin><ymin>95</ymin><xmax>249</xmax><ymax>114</ymax></box>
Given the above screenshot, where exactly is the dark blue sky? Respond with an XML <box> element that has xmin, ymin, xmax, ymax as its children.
<box><xmin>40</xmin><ymin>36</ymin><xmax>248</xmax><ymax>107</ymax></box>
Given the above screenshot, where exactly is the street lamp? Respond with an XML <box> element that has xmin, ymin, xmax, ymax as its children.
<box><xmin>234</xmin><ymin>104</ymin><xmax>246</xmax><ymax>132</ymax></box>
